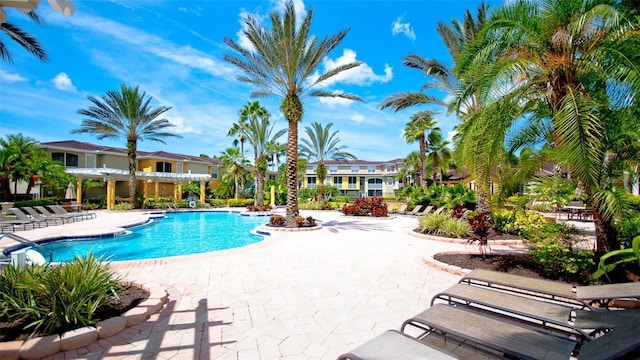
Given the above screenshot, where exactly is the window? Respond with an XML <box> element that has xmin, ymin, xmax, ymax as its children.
<box><xmin>387</xmin><ymin>177</ymin><xmax>394</xmax><ymax>185</ymax></box>
<box><xmin>388</xmin><ymin>165</ymin><xmax>396</xmax><ymax>172</ymax></box>
<box><xmin>329</xmin><ymin>166</ymin><xmax>337</xmax><ymax>174</ymax></box>
<box><xmin>211</xmin><ymin>167</ymin><xmax>218</xmax><ymax>179</ymax></box>
<box><xmin>351</xmin><ymin>166</ymin><xmax>359</xmax><ymax>173</ymax></box>
<box><xmin>348</xmin><ymin>176</ymin><xmax>357</xmax><ymax>189</ymax></box>
<box><xmin>333</xmin><ymin>176</ymin><xmax>342</xmax><ymax>188</ymax></box>
<box><xmin>85</xmin><ymin>154</ymin><xmax>96</xmax><ymax>168</ymax></box>
<box><xmin>52</xmin><ymin>152</ymin><xmax>78</xmax><ymax>167</ymax></box>
<box><xmin>176</xmin><ymin>163</ymin><xmax>183</xmax><ymax>174</ymax></box>
<box><xmin>367</xmin><ymin>166</ymin><xmax>375</xmax><ymax>173</ymax></box>
<box><xmin>308</xmin><ymin>177</ymin><xmax>316</xmax><ymax>189</ymax></box>
<box><xmin>156</xmin><ymin>161</ymin><xmax>172</xmax><ymax>173</ymax></box>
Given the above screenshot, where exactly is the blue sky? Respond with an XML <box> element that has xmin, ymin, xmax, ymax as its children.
<box><xmin>0</xmin><ymin>0</ymin><xmax>503</xmax><ymax>162</ymax></box>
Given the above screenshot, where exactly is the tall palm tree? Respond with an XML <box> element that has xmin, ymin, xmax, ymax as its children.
<box><xmin>425</xmin><ymin>130</ymin><xmax>454</xmax><ymax>185</ymax></box>
<box><xmin>243</xmin><ymin>103</ymin><xmax>286</xmax><ymax>206</ymax></box>
<box><xmin>380</xmin><ymin>3</ymin><xmax>492</xmax><ymax>211</ymax></box>
<box><xmin>229</xmin><ymin>101</ymin><xmax>264</xmax><ymax>163</ymax></box>
<box><xmin>403</xmin><ymin>151</ymin><xmax>422</xmax><ymax>187</ymax></box>
<box><xmin>0</xmin><ymin>11</ymin><xmax>48</xmax><ymax>63</ymax></box>
<box><xmin>454</xmin><ymin>0</ymin><xmax>640</xmax><ymax>253</ymax></box>
<box><xmin>265</xmin><ymin>140</ymin><xmax>286</xmax><ymax>172</ymax></box>
<box><xmin>223</xmin><ymin>1</ymin><xmax>363</xmax><ymax>226</ymax></box>
<box><xmin>403</xmin><ymin>111</ymin><xmax>439</xmax><ymax>187</ymax></box>
<box><xmin>299</xmin><ymin>122</ymin><xmax>355</xmax><ymax>204</ymax></box>
<box><xmin>218</xmin><ymin>146</ymin><xmax>246</xmax><ymax>200</ymax></box>
<box><xmin>73</xmin><ymin>84</ymin><xmax>180</xmax><ymax>208</ymax></box>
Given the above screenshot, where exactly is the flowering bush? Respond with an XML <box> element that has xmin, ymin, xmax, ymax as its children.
<box><xmin>247</xmin><ymin>205</ymin><xmax>272</xmax><ymax>212</ymax></box>
<box><xmin>269</xmin><ymin>215</ymin><xmax>285</xmax><ymax>226</ymax></box>
<box><xmin>295</xmin><ymin>216</ymin><xmax>305</xmax><ymax>227</ymax></box>
<box><xmin>341</xmin><ymin>197</ymin><xmax>387</xmax><ymax>217</ymax></box>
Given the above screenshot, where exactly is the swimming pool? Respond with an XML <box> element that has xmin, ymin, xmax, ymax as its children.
<box><xmin>38</xmin><ymin>211</ymin><xmax>268</xmax><ymax>262</ymax></box>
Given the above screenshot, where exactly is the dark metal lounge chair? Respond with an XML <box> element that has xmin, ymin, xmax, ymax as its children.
<box><xmin>9</xmin><ymin>208</ymin><xmax>50</xmax><ymax>228</ymax></box>
<box><xmin>575</xmin><ymin>282</ymin><xmax>640</xmax><ymax>308</ymax></box>
<box><xmin>49</xmin><ymin>204</ymin><xmax>96</xmax><ymax>220</ymax></box>
<box><xmin>402</xmin><ymin>304</ymin><xmax>577</xmax><ymax>360</ymax></box>
<box><xmin>336</xmin><ymin>330</ymin><xmax>457</xmax><ymax>360</ymax></box>
<box><xmin>34</xmin><ymin>206</ymin><xmax>79</xmax><ymax>223</ymax></box>
<box><xmin>0</xmin><ymin>213</ymin><xmax>37</xmax><ymax>232</ymax></box>
<box><xmin>459</xmin><ymin>269</ymin><xmax>587</xmax><ymax>307</ymax></box>
<box><xmin>21</xmin><ymin>206</ymin><xmax>66</xmax><ymax>225</ymax></box>
<box><xmin>431</xmin><ymin>283</ymin><xmax>592</xmax><ymax>339</ymax></box>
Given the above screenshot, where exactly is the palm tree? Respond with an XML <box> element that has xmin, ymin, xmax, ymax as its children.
<box><xmin>0</xmin><ymin>134</ymin><xmax>37</xmax><ymax>199</ymax></box>
<box><xmin>299</xmin><ymin>122</ymin><xmax>355</xmax><ymax>204</ymax></box>
<box><xmin>243</xmin><ymin>102</ymin><xmax>286</xmax><ymax>206</ymax></box>
<box><xmin>229</xmin><ymin>101</ymin><xmax>264</xmax><ymax>163</ymax></box>
<box><xmin>380</xmin><ymin>3</ymin><xmax>492</xmax><ymax>210</ymax></box>
<box><xmin>0</xmin><ymin>11</ymin><xmax>48</xmax><ymax>63</ymax></box>
<box><xmin>403</xmin><ymin>151</ymin><xmax>422</xmax><ymax>187</ymax></box>
<box><xmin>403</xmin><ymin>111</ymin><xmax>439</xmax><ymax>187</ymax></box>
<box><xmin>265</xmin><ymin>140</ymin><xmax>286</xmax><ymax>172</ymax></box>
<box><xmin>425</xmin><ymin>130</ymin><xmax>454</xmax><ymax>185</ymax></box>
<box><xmin>73</xmin><ymin>84</ymin><xmax>180</xmax><ymax>208</ymax></box>
<box><xmin>218</xmin><ymin>147</ymin><xmax>246</xmax><ymax>200</ymax></box>
<box><xmin>223</xmin><ymin>1</ymin><xmax>363</xmax><ymax>226</ymax></box>
<box><xmin>454</xmin><ymin>0</ymin><xmax>640</xmax><ymax>253</ymax></box>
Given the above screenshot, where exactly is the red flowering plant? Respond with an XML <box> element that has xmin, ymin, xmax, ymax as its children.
<box><xmin>341</xmin><ymin>197</ymin><xmax>387</xmax><ymax>217</ymax></box>
<box><xmin>467</xmin><ymin>211</ymin><xmax>492</xmax><ymax>255</ymax></box>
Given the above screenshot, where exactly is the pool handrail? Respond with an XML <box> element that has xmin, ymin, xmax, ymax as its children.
<box><xmin>1</xmin><ymin>233</ymin><xmax>53</xmax><ymax>263</ymax></box>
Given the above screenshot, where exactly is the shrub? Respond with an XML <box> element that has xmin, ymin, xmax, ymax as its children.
<box><xmin>418</xmin><ymin>213</ymin><xmax>449</xmax><ymax>234</ymax></box>
<box><xmin>295</xmin><ymin>216</ymin><xmax>305</xmax><ymax>227</ymax></box>
<box><xmin>617</xmin><ymin>213</ymin><xmax>640</xmax><ymax>249</ymax></box>
<box><xmin>114</xmin><ymin>202</ymin><xmax>133</xmax><ymax>211</ymax></box>
<box><xmin>15</xmin><ymin>199</ymin><xmax>56</xmax><ymax>208</ymax></box>
<box><xmin>592</xmin><ymin>235</ymin><xmax>640</xmax><ymax>281</ymax></box>
<box><xmin>467</xmin><ymin>211</ymin><xmax>492</xmax><ymax>254</ymax></box>
<box><xmin>209</xmin><ymin>199</ymin><xmax>227</xmax><ymax>207</ymax></box>
<box><xmin>306</xmin><ymin>216</ymin><xmax>316</xmax><ymax>226</ymax></box>
<box><xmin>341</xmin><ymin>197</ymin><xmax>387</xmax><ymax>217</ymax></box>
<box><xmin>439</xmin><ymin>218</ymin><xmax>471</xmax><ymax>238</ymax></box>
<box><xmin>247</xmin><ymin>205</ymin><xmax>272</xmax><ymax>212</ymax></box>
<box><xmin>228</xmin><ymin>199</ymin><xmax>255</xmax><ymax>207</ymax></box>
<box><xmin>269</xmin><ymin>215</ymin><xmax>285</xmax><ymax>226</ymax></box>
<box><xmin>0</xmin><ymin>253</ymin><xmax>121</xmax><ymax>336</ymax></box>
<box><xmin>493</xmin><ymin>209</ymin><xmax>547</xmax><ymax>236</ymax></box>
<box><xmin>450</xmin><ymin>204</ymin><xmax>467</xmax><ymax>219</ymax></box>
<box><xmin>529</xmin><ymin>239</ymin><xmax>594</xmax><ymax>279</ymax></box>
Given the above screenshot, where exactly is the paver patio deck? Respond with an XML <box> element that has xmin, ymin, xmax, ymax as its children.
<box><xmin>5</xmin><ymin>209</ymin><xmax>542</xmax><ymax>359</ymax></box>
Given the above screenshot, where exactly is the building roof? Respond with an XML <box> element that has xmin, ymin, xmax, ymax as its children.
<box><xmin>309</xmin><ymin>158</ymin><xmax>404</xmax><ymax>166</ymax></box>
<box><xmin>39</xmin><ymin>140</ymin><xmax>221</xmax><ymax>165</ymax></box>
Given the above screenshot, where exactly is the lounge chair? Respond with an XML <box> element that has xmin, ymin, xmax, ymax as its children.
<box><xmin>575</xmin><ymin>282</ymin><xmax>640</xmax><ymax>309</ymax></box>
<box><xmin>34</xmin><ymin>205</ymin><xmax>80</xmax><ymax>223</ymax></box>
<box><xmin>336</xmin><ymin>330</ymin><xmax>457</xmax><ymax>360</ymax></box>
<box><xmin>404</xmin><ymin>205</ymin><xmax>423</xmax><ymax>215</ymax></box>
<box><xmin>431</xmin><ymin>283</ymin><xmax>592</xmax><ymax>339</ymax></box>
<box><xmin>20</xmin><ymin>206</ymin><xmax>66</xmax><ymax>225</ymax></box>
<box><xmin>0</xmin><ymin>213</ymin><xmax>37</xmax><ymax>232</ymax></box>
<box><xmin>402</xmin><ymin>304</ymin><xmax>577</xmax><ymax>360</ymax></box>
<box><xmin>432</xmin><ymin>206</ymin><xmax>446</xmax><ymax>214</ymax></box>
<box><xmin>49</xmin><ymin>204</ymin><xmax>96</xmax><ymax>220</ymax></box>
<box><xmin>421</xmin><ymin>205</ymin><xmax>434</xmax><ymax>214</ymax></box>
<box><xmin>459</xmin><ymin>269</ymin><xmax>587</xmax><ymax>307</ymax></box>
<box><xmin>401</xmin><ymin>303</ymin><xmax>640</xmax><ymax>360</ymax></box>
<box><xmin>8</xmin><ymin>208</ymin><xmax>50</xmax><ymax>228</ymax></box>
<box><xmin>390</xmin><ymin>204</ymin><xmax>407</xmax><ymax>214</ymax></box>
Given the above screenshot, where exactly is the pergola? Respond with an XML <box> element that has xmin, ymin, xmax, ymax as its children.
<box><xmin>66</xmin><ymin>168</ymin><xmax>212</xmax><ymax>210</ymax></box>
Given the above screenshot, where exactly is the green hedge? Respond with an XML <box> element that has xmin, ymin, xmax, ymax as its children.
<box><xmin>227</xmin><ymin>199</ymin><xmax>255</xmax><ymax>207</ymax></box>
<box><xmin>14</xmin><ymin>199</ymin><xmax>56</xmax><ymax>208</ymax></box>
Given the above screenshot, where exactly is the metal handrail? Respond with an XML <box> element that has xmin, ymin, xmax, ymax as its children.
<box><xmin>1</xmin><ymin>233</ymin><xmax>53</xmax><ymax>263</ymax></box>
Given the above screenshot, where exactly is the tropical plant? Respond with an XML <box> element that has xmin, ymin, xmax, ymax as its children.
<box><xmin>217</xmin><ymin>147</ymin><xmax>247</xmax><ymax>200</ymax></box>
<box><xmin>0</xmin><ymin>10</ymin><xmax>48</xmax><ymax>63</ymax></box>
<box><xmin>341</xmin><ymin>197</ymin><xmax>387</xmax><ymax>217</ymax></box>
<box><xmin>73</xmin><ymin>84</ymin><xmax>180</xmax><ymax>208</ymax></box>
<box><xmin>223</xmin><ymin>1</ymin><xmax>363</xmax><ymax>226</ymax></box>
<box><xmin>425</xmin><ymin>129</ymin><xmax>454</xmax><ymax>184</ymax></box>
<box><xmin>467</xmin><ymin>211</ymin><xmax>492</xmax><ymax>255</ymax></box>
<box><xmin>454</xmin><ymin>0</ymin><xmax>640</xmax><ymax>254</ymax></box>
<box><xmin>0</xmin><ymin>253</ymin><xmax>121</xmax><ymax>336</ymax></box>
<box><xmin>241</xmin><ymin>101</ymin><xmax>286</xmax><ymax>206</ymax></box>
<box><xmin>592</xmin><ymin>235</ymin><xmax>640</xmax><ymax>281</ymax></box>
<box><xmin>299</xmin><ymin>122</ymin><xmax>355</xmax><ymax>205</ymax></box>
<box><xmin>403</xmin><ymin>111</ymin><xmax>439</xmax><ymax>187</ymax></box>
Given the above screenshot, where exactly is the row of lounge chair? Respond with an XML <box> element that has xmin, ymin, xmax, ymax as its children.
<box><xmin>339</xmin><ymin>269</ymin><xmax>640</xmax><ymax>360</ymax></box>
<box><xmin>391</xmin><ymin>204</ymin><xmax>447</xmax><ymax>216</ymax></box>
<box><xmin>0</xmin><ymin>205</ymin><xmax>96</xmax><ymax>233</ymax></box>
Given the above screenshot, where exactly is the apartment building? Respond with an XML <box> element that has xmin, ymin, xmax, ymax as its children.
<box><xmin>302</xmin><ymin>159</ymin><xmax>405</xmax><ymax>197</ymax></box>
<box><xmin>38</xmin><ymin>140</ymin><xmax>221</xmax><ymax>208</ymax></box>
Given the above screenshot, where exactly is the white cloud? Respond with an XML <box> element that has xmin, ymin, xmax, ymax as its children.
<box><xmin>391</xmin><ymin>16</ymin><xmax>416</xmax><ymax>41</ymax></box>
<box><xmin>316</xmin><ymin>49</ymin><xmax>393</xmax><ymax>87</ymax></box>
<box><xmin>349</xmin><ymin>112</ymin><xmax>364</xmax><ymax>123</ymax></box>
<box><xmin>166</xmin><ymin>115</ymin><xmax>199</xmax><ymax>134</ymax></box>
<box><xmin>0</xmin><ymin>70</ymin><xmax>27</xmax><ymax>83</ymax></box>
<box><xmin>51</xmin><ymin>72</ymin><xmax>77</xmax><ymax>92</ymax></box>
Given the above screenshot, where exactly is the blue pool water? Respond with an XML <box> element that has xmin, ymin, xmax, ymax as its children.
<box><xmin>39</xmin><ymin>211</ymin><xmax>268</xmax><ymax>262</ymax></box>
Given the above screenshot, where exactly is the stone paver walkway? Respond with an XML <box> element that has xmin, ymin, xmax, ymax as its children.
<box><xmin>6</xmin><ymin>209</ymin><xmax>554</xmax><ymax>359</ymax></box>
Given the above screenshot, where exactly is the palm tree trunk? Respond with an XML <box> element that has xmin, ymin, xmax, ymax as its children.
<box><xmin>233</xmin><ymin>167</ymin><xmax>239</xmax><ymax>199</ymax></box>
<box><xmin>592</xmin><ymin>205</ymin><xmax>620</xmax><ymax>255</ymax></box>
<box><xmin>282</xmin><ymin>95</ymin><xmax>302</xmax><ymax>226</ymax></box>
<box><xmin>127</xmin><ymin>139</ymin><xmax>138</xmax><ymax>208</ymax></box>
<box><xmin>420</xmin><ymin>135</ymin><xmax>427</xmax><ymax>187</ymax></box>
<box><xmin>433</xmin><ymin>152</ymin><xmax>438</xmax><ymax>185</ymax></box>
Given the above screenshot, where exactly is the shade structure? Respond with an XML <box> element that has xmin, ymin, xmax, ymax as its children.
<box><xmin>64</xmin><ymin>182</ymin><xmax>76</xmax><ymax>200</ymax></box>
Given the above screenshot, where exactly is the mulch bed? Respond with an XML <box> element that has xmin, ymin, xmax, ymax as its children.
<box><xmin>0</xmin><ymin>284</ymin><xmax>149</xmax><ymax>342</ymax></box>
